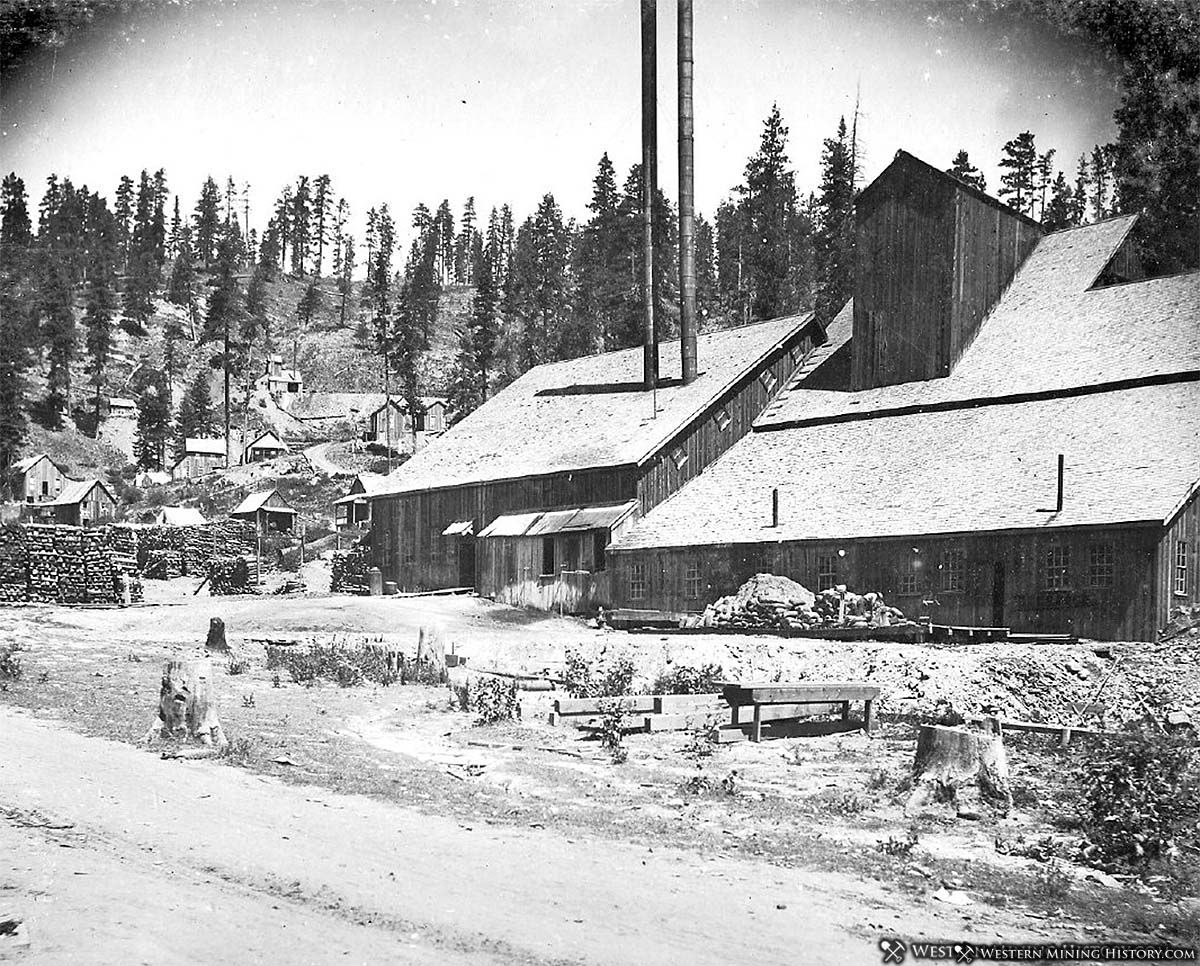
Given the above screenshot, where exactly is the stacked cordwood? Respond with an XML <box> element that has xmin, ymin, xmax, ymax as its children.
<box><xmin>696</xmin><ymin>573</ymin><xmax>907</xmax><ymax>631</ymax></box>
<box><xmin>137</xmin><ymin>520</ymin><xmax>256</xmax><ymax>578</ymax></box>
<box><xmin>0</xmin><ymin>524</ymin><xmax>142</xmax><ymax>604</ymax></box>
<box><xmin>331</xmin><ymin>544</ymin><xmax>371</xmax><ymax>594</ymax></box>
<box><xmin>208</xmin><ymin>555</ymin><xmax>259</xmax><ymax>595</ymax></box>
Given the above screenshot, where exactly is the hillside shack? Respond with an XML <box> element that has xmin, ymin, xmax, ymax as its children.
<box><xmin>231</xmin><ymin>489</ymin><xmax>297</xmax><ymax>534</ymax></box>
<box><xmin>243</xmin><ymin>430</ymin><xmax>289</xmax><ymax>463</ymax></box>
<box><xmin>35</xmin><ymin>479</ymin><xmax>117</xmax><ymax>527</ymax></box>
<box><xmin>171</xmin><ymin>438</ymin><xmax>228</xmax><ymax>481</ymax></box>
<box><xmin>12</xmin><ymin>453</ymin><xmax>67</xmax><ymax>505</ymax></box>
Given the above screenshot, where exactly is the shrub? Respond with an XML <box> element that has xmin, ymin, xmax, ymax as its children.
<box><xmin>563</xmin><ymin>649</ymin><xmax>636</xmax><ymax>699</ymax></box>
<box><xmin>1078</xmin><ymin>728</ymin><xmax>1200</xmax><ymax>872</ymax></box>
<box><xmin>266</xmin><ymin>639</ymin><xmax>399</xmax><ymax>688</ymax></box>
<box><xmin>597</xmin><ymin>699</ymin><xmax>629</xmax><ymax>764</ymax></box>
<box><xmin>227</xmin><ymin>656</ymin><xmax>251</xmax><ymax>675</ymax></box>
<box><xmin>0</xmin><ymin>644</ymin><xmax>23</xmax><ymax>682</ymax></box>
<box><xmin>469</xmin><ymin>677</ymin><xmax>520</xmax><ymax>725</ymax></box>
<box><xmin>652</xmin><ymin>663</ymin><xmax>724</xmax><ymax>695</ymax></box>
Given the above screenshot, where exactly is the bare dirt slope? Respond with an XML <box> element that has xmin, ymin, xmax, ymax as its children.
<box><xmin>0</xmin><ymin>707</ymin><xmax>1040</xmax><ymax>966</ymax></box>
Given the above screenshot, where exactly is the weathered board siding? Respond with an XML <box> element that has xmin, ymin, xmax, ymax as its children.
<box><xmin>1156</xmin><ymin>488</ymin><xmax>1200</xmax><ymax>631</ymax></box>
<box><xmin>610</xmin><ymin>524</ymin><xmax>1163</xmax><ymax>641</ymax></box>
<box><xmin>18</xmin><ymin>456</ymin><xmax>65</xmax><ymax>503</ymax></box>
<box><xmin>852</xmin><ymin>154</ymin><xmax>1040</xmax><ymax>390</ymax></box>
<box><xmin>372</xmin><ymin>327</ymin><xmax>810</xmax><ymax>594</ymax></box>
<box><xmin>52</xmin><ymin>484</ymin><xmax>116</xmax><ymax>527</ymax></box>
<box><xmin>172</xmin><ymin>453</ymin><xmax>225</xmax><ymax>481</ymax></box>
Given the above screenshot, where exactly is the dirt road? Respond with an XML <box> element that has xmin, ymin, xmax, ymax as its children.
<box><xmin>303</xmin><ymin>441</ymin><xmax>348</xmax><ymax>477</ymax></box>
<box><xmin>0</xmin><ymin>707</ymin><xmax>1043</xmax><ymax>966</ymax></box>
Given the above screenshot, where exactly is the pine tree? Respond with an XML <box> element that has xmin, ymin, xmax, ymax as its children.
<box><xmin>455</xmin><ymin>196</ymin><xmax>477</xmax><ymax>284</ymax></box>
<box><xmin>338</xmin><ymin>233</ymin><xmax>355</xmax><ymax>327</ymax></box>
<box><xmin>82</xmin><ymin>192</ymin><xmax>119</xmax><ymax>433</ymax></box>
<box><xmin>433</xmin><ymin>200</ymin><xmax>455</xmax><ymax>285</ymax></box>
<box><xmin>1036</xmin><ymin>150</ymin><xmax>1056</xmax><ymax>220</ymax></box>
<box><xmin>114</xmin><ymin>174</ymin><xmax>135</xmax><ymax>272</ymax></box>
<box><xmin>166</xmin><ymin>228</ymin><xmax>198</xmax><ymax>352</ymax></box>
<box><xmin>1071</xmin><ymin>154</ymin><xmax>1092</xmax><ymax>226</ymax></box>
<box><xmin>290</xmin><ymin>176</ymin><xmax>311</xmax><ymax>275</ymax></box>
<box><xmin>505</xmin><ymin>194</ymin><xmax>572</xmax><ymax>369</ymax></box>
<box><xmin>0</xmin><ymin>173</ymin><xmax>35</xmax><ymax>472</ymax></box>
<box><xmin>203</xmin><ymin>231</ymin><xmax>244</xmax><ymax>465</ymax></box>
<box><xmin>151</xmin><ymin>168</ymin><xmax>168</xmax><ymax>269</ymax></box>
<box><xmin>168</xmin><ymin>196</ymin><xmax>184</xmax><ymax>257</ymax></box>
<box><xmin>407</xmin><ymin>204</ymin><xmax>441</xmax><ymax>342</ymax></box>
<box><xmin>1090</xmin><ymin>144</ymin><xmax>1112</xmax><ymax>221</ymax></box>
<box><xmin>310</xmin><ymin>174</ymin><xmax>332</xmax><ymax>276</ymax></box>
<box><xmin>133</xmin><ymin>369</ymin><xmax>171</xmax><ymax>470</ymax></box>
<box><xmin>193</xmin><ymin>176</ymin><xmax>222</xmax><ymax>268</ymax></box>
<box><xmin>812</xmin><ymin>116</ymin><xmax>856</xmax><ymax>329</ymax></box>
<box><xmin>331</xmin><ymin>198</ymin><xmax>348</xmax><ymax>280</ymax></box>
<box><xmin>997</xmin><ymin>132</ymin><xmax>1039</xmax><ymax>216</ymax></box>
<box><xmin>694</xmin><ymin>213</ymin><xmax>718</xmax><ymax>324</ymax></box>
<box><xmin>36</xmin><ymin>175</ymin><xmax>79</xmax><ymax>428</ymax></box>
<box><xmin>573</xmin><ymin>153</ymin><xmax>626</xmax><ymax>352</ymax></box>
<box><xmin>123</xmin><ymin>170</ymin><xmax>158</xmax><ymax>334</ymax></box>
<box><xmin>447</xmin><ymin>243</ymin><xmax>501</xmax><ymax>421</ymax></box>
<box><xmin>740</xmin><ymin>104</ymin><xmax>800</xmax><ymax>322</ymax></box>
<box><xmin>273</xmin><ymin>187</ymin><xmax>293</xmax><ymax>273</ymax></box>
<box><xmin>174</xmin><ymin>369</ymin><xmax>215</xmax><ymax>457</ymax></box>
<box><xmin>715</xmin><ymin>198</ymin><xmax>750</xmax><ymax>324</ymax></box>
<box><xmin>1042</xmin><ymin>172</ymin><xmax>1075</xmax><ymax>231</ymax></box>
<box><xmin>946</xmin><ymin>149</ymin><xmax>987</xmax><ymax>191</ymax></box>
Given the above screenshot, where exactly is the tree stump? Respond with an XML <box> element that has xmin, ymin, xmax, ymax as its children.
<box><xmin>142</xmin><ymin>658</ymin><xmax>228</xmax><ymax>749</ymax></box>
<box><xmin>205</xmin><ymin>617</ymin><xmax>229</xmax><ymax>653</ymax></box>
<box><xmin>905</xmin><ymin>723</ymin><xmax>1012</xmax><ymax>817</ymax></box>
<box><xmin>415</xmin><ymin>625</ymin><xmax>448</xmax><ymax>683</ymax></box>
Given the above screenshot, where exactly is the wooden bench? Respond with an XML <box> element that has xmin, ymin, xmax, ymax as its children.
<box><xmin>721</xmin><ymin>682</ymin><xmax>881</xmax><ymax>742</ymax></box>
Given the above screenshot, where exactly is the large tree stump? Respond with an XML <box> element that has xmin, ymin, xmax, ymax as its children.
<box><xmin>905</xmin><ymin>723</ymin><xmax>1012</xmax><ymax>817</ymax></box>
<box><xmin>414</xmin><ymin>625</ymin><xmax>448</xmax><ymax>683</ymax></box>
<box><xmin>205</xmin><ymin>617</ymin><xmax>229</xmax><ymax>653</ymax></box>
<box><xmin>142</xmin><ymin>658</ymin><xmax>228</xmax><ymax>750</ymax></box>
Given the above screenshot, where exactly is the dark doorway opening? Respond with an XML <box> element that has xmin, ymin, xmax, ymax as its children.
<box><xmin>458</xmin><ymin>538</ymin><xmax>476</xmax><ymax>588</ymax></box>
<box><xmin>992</xmin><ymin>561</ymin><xmax>1006</xmax><ymax>627</ymax></box>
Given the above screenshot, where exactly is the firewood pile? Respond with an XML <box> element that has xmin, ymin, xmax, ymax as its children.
<box><xmin>0</xmin><ymin>524</ymin><xmax>141</xmax><ymax>604</ymax></box>
<box><xmin>137</xmin><ymin>521</ymin><xmax>256</xmax><ymax>578</ymax></box>
<box><xmin>208</xmin><ymin>556</ymin><xmax>258</xmax><ymax>595</ymax></box>
<box><xmin>142</xmin><ymin>549</ymin><xmax>185</xmax><ymax>580</ymax></box>
<box><xmin>695</xmin><ymin>573</ymin><xmax>907</xmax><ymax>631</ymax></box>
<box><xmin>331</xmin><ymin>544</ymin><xmax>370</xmax><ymax>594</ymax></box>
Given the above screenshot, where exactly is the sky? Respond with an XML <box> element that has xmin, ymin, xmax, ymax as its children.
<box><xmin>1</xmin><ymin>0</ymin><xmax>1121</xmax><ymax>254</ymax></box>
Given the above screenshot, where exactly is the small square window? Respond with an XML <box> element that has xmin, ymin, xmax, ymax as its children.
<box><xmin>759</xmin><ymin>370</ymin><xmax>778</xmax><ymax>394</ymax></box>
<box><xmin>684</xmin><ymin>564</ymin><xmax>701</xmax><ymax>600</ymax></box>
<box><xmin>714</xmin><ymin>408</ymin><xmax>731</xmax><ymax>432</ymax></box>
<box><xmin>940</xmin><ymin>549</ymin><xmax>965</xmax><ymax>592</ymax></box>
<box><xmin>816</xmin><ymin>553</ymin><xmax>837</xmax><ymax>592</ymax></box>
<box><xmin>671</xmin><ymin>447</ymin><xmax>688</xmax><ymax>470</ymax></box>
<box><xmin>1088</xmin><ymin>544</ymin><xmax>1114</xmax><ymax>588</ymax></box>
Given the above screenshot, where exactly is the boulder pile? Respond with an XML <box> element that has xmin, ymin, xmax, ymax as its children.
<box><xmin>695</xmin><ymin>573</ymin><xmax>907</xmax><ymax>631</ymax></box>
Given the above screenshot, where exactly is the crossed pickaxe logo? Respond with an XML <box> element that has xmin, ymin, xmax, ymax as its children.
<box><xmin>879</xmin><ymin>938</ymin><xmax>906</xmax><ymax>963</ymax></box>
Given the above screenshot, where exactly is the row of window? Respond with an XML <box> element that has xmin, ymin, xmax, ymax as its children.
<box><xmin>626</xmin><ymin>541</ymin><xmax>1174</xmax><ymax>601</ymax></box>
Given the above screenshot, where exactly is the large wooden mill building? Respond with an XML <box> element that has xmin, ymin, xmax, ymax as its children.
<box><xmin>606</xmin><ymin>151</ymin><xmax>1200</xmax><ymax>641</ymax></box>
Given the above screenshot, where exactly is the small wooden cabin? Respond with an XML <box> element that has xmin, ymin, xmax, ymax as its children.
<box><xmin>171</xmin><ymin>438</ymin><xmax>228</xmax><ymax>481</ymax></box>
<box><xmin>334</xmin><ymin>473</ymin><xmax>387</xmax><ymax>529</ymax></box>
<box><xmin>244</xmin><ymin>431</ymin><xmax>289</xmax><ymax>463</ymax></box>
<box><xmin>231</xmin><ymin>488</ymin><xmax>297</xmax><ymax>534</ymax></box>
<box><xmin>367</xmin><ymin>397</ymin><xmax>448</xmax><ymax>447</ymax></box>
<box><xmin>12</xmin><ymin>453</ymin><xmax>67</xmax><ymax>504</ymax></box>
<box><xmin>38</xmin><ymin>479</ymin><xmax>117</xmax><ymax>527</ymax></box>
<box><xmin>476</xmin><ymin>502</ymin><xmax>638</xmax><ymax>611</ymax></box>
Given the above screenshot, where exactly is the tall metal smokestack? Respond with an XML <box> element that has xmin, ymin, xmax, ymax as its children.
<box><xmin>677</xmin><ymin>0</ymin><xmax>698</xmax><ymax>384</ymax></box>
<box><xmin>641</xmin><ymin>0</ymin><xmax>659</xmax><ymax>391</ymax></box>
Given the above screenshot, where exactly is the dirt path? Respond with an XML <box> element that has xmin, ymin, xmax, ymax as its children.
<box><xmin>0</xmin><ymin>707</ymin><xmax>1050</xmax><ymax>966</ymax></box>
<box><xmin>303</xmin><ymin>441</ymin><xmax>346</xmax><ymax>477</ymax></box>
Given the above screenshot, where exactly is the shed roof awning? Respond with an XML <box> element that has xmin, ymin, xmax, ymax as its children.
<box><xmin>478</xmin><ymin>502</ymin><xmax>638</xmax><ymax>540</ymax></box>
<box><xmin>442</xmin><ymin>519</ymin><xmax>475</xmax><ymax>536</ymax></box>
<box><xmin>477</xmin><ymin>512</ymin><xmax>542</xmax><ymax>538</ymax></box>
<box><xmin>334</xmin><ymin>493</ymin><xmax>369</xmax><ymax>506</ymax></box>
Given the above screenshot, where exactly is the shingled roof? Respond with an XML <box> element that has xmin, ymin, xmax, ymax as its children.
<box><xmin>374</xmin><ymin>315</ymin><xmax>808</xmax><ymax>496</ymax></box>
<box><xmin>757</xmin><ymin>216</ymin><xmax>1200</xmax><ymax>428</ymax></box>
<box><xmin>612</xmin><ymin>380</ymin><xmax>1200</xmax><ymax>551</ymax></box>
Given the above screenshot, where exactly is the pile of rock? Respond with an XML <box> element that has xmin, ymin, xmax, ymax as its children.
<box><xmin>695</xmin><ymin>573</ymin><xmax>907</xmax><ymax>631</ymax></box>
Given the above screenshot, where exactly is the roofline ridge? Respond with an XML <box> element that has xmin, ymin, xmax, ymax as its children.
<box><xmin>1040</xmin><ymin>211</ymin><xmax>1139</xmax><ymax>238</ymax></box>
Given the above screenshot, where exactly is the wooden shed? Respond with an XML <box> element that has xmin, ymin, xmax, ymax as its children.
<box><xmin>12</xmin><ymin>453</ymin><xmax>67</xmax><ymax>505</ymax></box>
<box><xmin>476</xmin><ymin>501</ymin><xmax>638</xmax><ymax>611</ymax></box>
<box><xmin>243</xmin><ymin>430</ymin><xmax>289</xmax><ymax>463</ymax></box>
<box><xmin>171</xmin><ymin>438</ymin><xmax>228</xmax><ymax>481</ymax></box>
<box><xmin>230</xmin><ymin>489</ymin><xmax>297</xmax><ymax>534</ymax></box>
<box><xmin>37</xmin><ymin>479</ymin><xmax>117</xmax><ymax>527</ymax></box>
<box><xmin>334</xmin><ymin>473</ymin><xmax>387</xmax><ymax>530</ymax></box>
<box><xmin>367</xmin><ymin>396</ymin><xmax>449</xmax><ymax>448</ymax></box>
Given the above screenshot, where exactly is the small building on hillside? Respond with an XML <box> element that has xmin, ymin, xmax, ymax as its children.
<box><xmin>231</xmin><ymin>489</ymin><xmax>297</xmax><ymax>534</ymax></box>
<box><xmin>334</xmin><ymin>472</ymin><xmax>387</xmax><ymax>529</ymax></box>
<box><xmin>102</xmin><ymin>397</ymin><xmax>137</xmax><ymax>419</ymax></box>
<box><xmin>476</xmin><ymin>501</ymin><xmax>638</xmax><ymax>612</ymax></box>
<box><xmin>255</xmin><ymin>355</ymin><xmax>303</xmax><ymax>401</ymax></box>
<box><xmin>607</xmin><ymin>150</ymin><xmax>1200</xmax><ymax>642</ymax></box>
<box><xmin>152</xmin><ymin>505</ymin><xmax>207</xmax><ymax>527</ymax></box>
<box><xmin>36</xmin><ymin>479</ymin><xmax>117</xmax><ymax>527</ymax></box>
<box><xmin>12</xmin><ymin>453</ymin><xmax>67</xmax><ymax>504</ymax></box>
<box><xmin>171</xmin><ymin>438</ymin><xmax>228</xmax><ymax>481</ymax></box>
<box><xmin>366</xmin><ymin>397</ymin><xmax>448</xmax><ymax>449</ymax></box>
<box><xmin>367</xmin><ymin>314</ymin><xmax>817</xmax><ymax>603</ymax></box>
<box><xmin>243</xmin><ymin>430</ymin><xmax>289</xmax><ymax>463</ymax></box>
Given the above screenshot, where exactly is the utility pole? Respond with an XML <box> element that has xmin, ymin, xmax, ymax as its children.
<box><xmin>641</xmin><ymin>0</ymin><xmax>659</xmax><ymax>391</ymax></box>
<box><xmin>678</xmin><ymin>0</ymin><xmax>697</xmax><ymax>385</ymax></box>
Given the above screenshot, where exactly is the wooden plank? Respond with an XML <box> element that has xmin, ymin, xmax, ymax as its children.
<box><xmin>724</xmin><ymin>685</ymin><xmax>880</xmax><ymax>704</ymax></box>
<box><xmin>654</xmin><ymin>693</ymin><xmax>723</xmax><ymax>713</ymax></box>
<box><xmin>966</xmin><ymin>715</ymin><xmax>1111</xmax><ymax>738</ymax></box>
<box><xmin>642</xmin><ymin>712</ymin><xmax>724</xmax><ymax>732</ymax></box>
<box><xmin>554</xmin><ymin>696</ymin><xmax>656</xmax><ymax>715</ymax></box>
